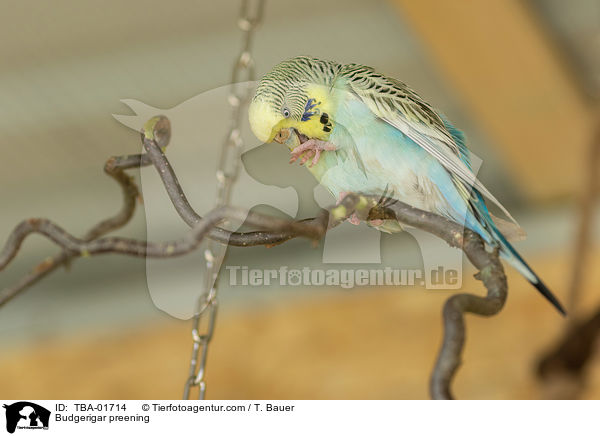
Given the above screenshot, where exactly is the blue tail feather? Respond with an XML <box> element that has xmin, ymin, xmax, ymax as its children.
<box><xmin>430</xmin><ymin>116</ymin><xmax>565</xmax><ymax>315</ymax></box>
<box><xmin>492</xmin><ymin>222</ymin><xmax>566</xmax><ymax>315</ymax></box>
<box><xmin>471</xmin><ymin>191</ymin><xmax>566</xmax><ymax>315</ymax></box>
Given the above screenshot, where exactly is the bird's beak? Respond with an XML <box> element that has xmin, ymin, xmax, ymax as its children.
<box><xmin>273</xmin><ymin>128</ymin><xmax>292</xmax><ymax>144</ymax></box>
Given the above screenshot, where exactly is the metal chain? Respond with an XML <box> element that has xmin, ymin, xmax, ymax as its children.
<box><xmin>183</xmin><ymin>0</ymin><xmax>265</xmax><ymax>400</ymax></box>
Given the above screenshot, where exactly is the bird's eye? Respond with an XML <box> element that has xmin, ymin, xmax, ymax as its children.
<box><xmin>282</xmin><ymin>108</ymin><xmax>291</xmax><ymax>118</ymax></box>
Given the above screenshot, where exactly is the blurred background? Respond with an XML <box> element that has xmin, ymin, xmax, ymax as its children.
<box><xmin>0</xmin><ymin>0</ymin><xmax>599</xmax><ymax>399</ymax></box>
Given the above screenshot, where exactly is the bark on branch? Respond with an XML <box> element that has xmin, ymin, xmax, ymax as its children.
<box><xmin>1</xmin><ymin>115</ymin><xmax>510</xmax><ymax>399</ymax></box>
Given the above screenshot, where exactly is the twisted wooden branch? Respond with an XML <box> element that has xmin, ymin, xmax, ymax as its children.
<box><xmin>369</xmin><ymin>199</ymin><xmax>508</xmax><ymax>399</ymax></box>
<box><xmin>1</xmin><ymin>115</ymin><xmax>510</xmax><ymax>399</ymax></box>
<box><xmin>0</xmin><ymin>151</ymin><xmax>146</xmax><ymax>308</ymax></box>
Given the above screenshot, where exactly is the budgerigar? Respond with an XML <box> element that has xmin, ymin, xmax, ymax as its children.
<box><xmin>248</xmin><ymin>56</ymin><xmax>565</xmax><ymax>315</ymax></box>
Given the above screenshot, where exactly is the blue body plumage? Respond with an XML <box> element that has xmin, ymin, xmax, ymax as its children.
<box><xmin>249</xmin><ymin>56</ymin><xmax>566</xmax><ymax>315</ymax></box>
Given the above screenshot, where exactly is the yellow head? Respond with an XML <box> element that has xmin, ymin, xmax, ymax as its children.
<box><xmin>248</xmin><ymin>56</ymin><xmax>340</xmax><ymax>145</ymax></box>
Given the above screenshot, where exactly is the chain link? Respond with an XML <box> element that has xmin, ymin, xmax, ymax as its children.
<box><xmin>183</xmin><ymin>0</ymin><xmax>265</xmax><ymax>400</ymax></box>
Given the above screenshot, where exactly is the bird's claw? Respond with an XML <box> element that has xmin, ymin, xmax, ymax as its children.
<box><xmin>347</xmin><ymin>213</ymin><xmax>361</xmax><ymax>225</ymax></box>
<box><xmin>289</xmin><ymin>139</ymin><xmax>336</xmax><ymax>167</ymax></box>
<box><xmin>336</xmin><ymin>192</ymin><xmax>386</xmax><ymax>227</ymax></box>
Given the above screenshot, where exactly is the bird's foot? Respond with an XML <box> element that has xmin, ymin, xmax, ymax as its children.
<box><xmin>347</xmin><ymin>214</ymin><xmax>362</xmax><ymax>225</ymax></box>
<box><xmin>336</xmin><ymin>191</ymin><xmax>367</xmax><ymax>226</ymax></box>
<box><xmin>289</xmin><ymin>139</ymin><xmax>336</xmax><ymax>167</ymax></box>
<box><xmin>336</xmin><ymin>192</ymin><xmax>386</xmax><ymax>227</ymax></box>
